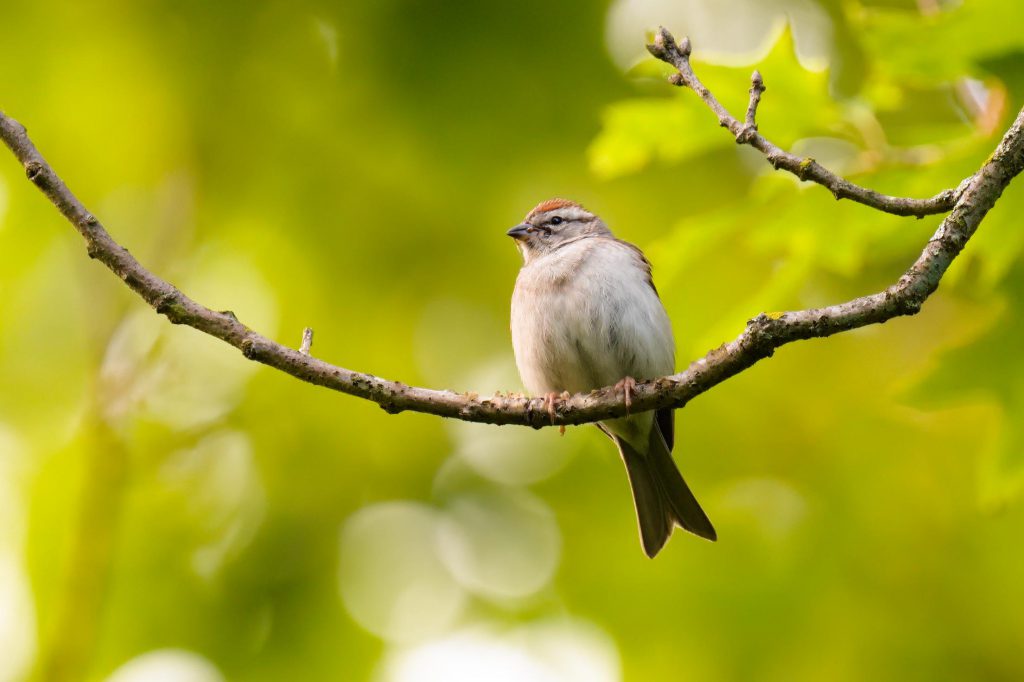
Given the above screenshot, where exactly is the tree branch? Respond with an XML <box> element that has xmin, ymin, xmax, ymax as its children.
<box><xmin>646</xmin><ymin>28</ymin><xmax>958</xmax><ymax>218</ymax></box>
<box><xmin>3</xmin><ymin>36</ymin><xmax>1023</xmax><ymax>428</ymax></box>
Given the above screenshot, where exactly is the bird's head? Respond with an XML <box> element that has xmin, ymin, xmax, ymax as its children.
<box><xmin>507</xmin><ymin>198</ymin><xmax>611</xmax><ymax>262</ymax></box>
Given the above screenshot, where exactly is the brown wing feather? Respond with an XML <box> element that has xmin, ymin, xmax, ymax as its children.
<box><xmin>615</xmin><ymin>239</ymin><xmax>658</xmax><ymax>294</ymax></box>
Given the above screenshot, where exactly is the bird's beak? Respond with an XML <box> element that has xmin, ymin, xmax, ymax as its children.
<box><xmin>506</xmin><ymin>224</ymin><xmax>531</xmax><ymax>240</ymax></box>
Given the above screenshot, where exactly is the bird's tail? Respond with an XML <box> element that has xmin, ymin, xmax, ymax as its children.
<box><xmin>615</xmin><ymin>428</ymin><xmax>716</xmax><ymax>557</ymax></box>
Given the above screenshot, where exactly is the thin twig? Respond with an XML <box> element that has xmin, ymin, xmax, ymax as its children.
<box><xmin>2</xmin><ymin>88</ymin><xmax>1023</xmax><ymax>427</ymax></box>
<box><xmin>647</xmin><ymin>27</ymin><xmax>958</xmax><ymax>218</ymax></box>
<box><xmin>745</xmin><ymin>70</ymin><xmax>764</xmax><ymax>130</ymax></box>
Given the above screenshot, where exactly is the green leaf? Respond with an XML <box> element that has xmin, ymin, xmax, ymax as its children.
<box><xmin>588</xmin><ymin>97</ymin><xmax>728</xmax><ymax>179</ymax></box>
<box><xmin>906</xmin><ymin>264</ymin><xmax>1024</xmax><ymax>510</ymax></box>
<box><xmin>858</xmin><ymin>0</ymin><xmax>1024</xmax><ymax>84</ymax></box>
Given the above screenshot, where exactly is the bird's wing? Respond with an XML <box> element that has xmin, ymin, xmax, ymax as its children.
<box><xmin>655</xmin><ymin>407</ymin><xmax>674</xmax><ymax>452</ymax></box>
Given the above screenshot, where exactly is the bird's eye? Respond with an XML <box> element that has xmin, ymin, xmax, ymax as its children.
<box><xmin>549</xmin><ymin>216</ymin><xmax>564</xmax><ymax>226</ymax></box>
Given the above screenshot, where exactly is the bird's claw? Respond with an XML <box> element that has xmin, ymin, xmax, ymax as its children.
<box><xmin>543</xmin><ymin>392</ymin><xmax>559</xmax><ymax>426</ymax></box>
<box><xmin>615</xmin><ymin>376</ymin><xmax>637</xmax><ymax>416</ymax></box>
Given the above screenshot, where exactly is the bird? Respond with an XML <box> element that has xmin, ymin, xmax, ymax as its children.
<box><xmin>507</xmin><ymin>198</ymin><xmax>715</xmax><ymax>557</ymax></box>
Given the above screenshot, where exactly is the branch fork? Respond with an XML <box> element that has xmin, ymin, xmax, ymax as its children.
<box><xmin>647</xmin><ymin>26</ymin><xmax>960</xmax><ymax>218</ymax></box>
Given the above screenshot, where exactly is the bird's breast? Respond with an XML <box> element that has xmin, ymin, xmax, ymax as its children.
<box><xmin>510</xmin><ymin>239</ymin><xmax>674</xmax><ymax>396</ymax></box>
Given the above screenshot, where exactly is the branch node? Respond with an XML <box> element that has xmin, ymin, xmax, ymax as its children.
<box><xmin>220</xmin><ymin>309</ymin><xmax>238</xmax><ymax>321</ymax></box>
<box><xmin>241</xmin><ymin>337</ymin><xmax>259</xmax><ymax>360</ymax></box>
<box><xmin>748</xmin><ymin>312</ymin><xmax>769</xmax><ymax>328</ymax></box>
<box><xmin>524</xmin><ymin>398</ymin><xmax>547</xmax><ymax>430</ymax></box>
<box><xmin>300</xmin><ymin>327</ymin><xmax>314</xmax><ymax>355</ymax></box>
<box><xmin>898</xmin><ymin>297</ymin><xmax>923</xmax><ymax>315</ymax></box>
<box><xmin>796</xmin><ymin>157</ymin><xmax>816</xmax><ymax>181</ymax></box>
<box><xmin>25</xmin><ymin>160</ymin><xmax>43</xmax><ymax>181</ymax></box>
<box><xmin>668</xmin><ymin>73</ymin><xmax>684</xmax><ymax>87</ymax></box>
<box><xmin>155</xmin><ymin>292</ymin><xmax>188</xmax><ymax>323</ymax></box>
<box><xmin>735</xmin><ymin>124</ymin><xmax>758</xmax><ymax>144</ymax></box>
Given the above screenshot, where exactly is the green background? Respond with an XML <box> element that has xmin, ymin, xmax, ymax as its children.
<box><xmin>2</xmin><ymin>0</ymin><xmax>1023</xmax><ymax>680</ymax></box>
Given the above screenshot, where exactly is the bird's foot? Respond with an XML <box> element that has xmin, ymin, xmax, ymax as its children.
<box><xmin>543</xmin><ymin>392</ymin><xmax>559</xmax><ymax>426</ymax></box>
<box><xmin>558</xmin><ymin>391</ymin><xmax>570</xmax><ymax>435</ymax></box>
<box><xmin>615</xmin><ymin>376</ymin><xmax>637</xmax><ymax>416</ymax></box>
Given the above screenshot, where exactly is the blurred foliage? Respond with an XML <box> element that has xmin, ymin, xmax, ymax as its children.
<box><xmin>591</xmin><ymin>29</ymin><xmax>843</xmax><ymax>179</ymax></box>
<box><xmin>2</xmin><ymin>0</ymin><xmax>1024</xmax><ymax>681</ymax></box>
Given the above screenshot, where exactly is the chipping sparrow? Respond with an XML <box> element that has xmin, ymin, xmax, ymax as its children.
<box><xmin>508</xmin><ymin>198</ymin><xmax>715</xmax><ymax>557</ymax></box>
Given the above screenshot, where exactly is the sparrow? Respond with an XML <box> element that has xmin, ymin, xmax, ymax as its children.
<box><xmin>508</xmin><ymin>198</ymin><xmax>715</xmax><ymax>557</ymax></box>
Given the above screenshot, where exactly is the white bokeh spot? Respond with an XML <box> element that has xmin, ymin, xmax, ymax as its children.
<box><xmin>437</xmin><ymin>487</ymin><xmax>560</xmax><ymax>600</ymax></box>
<box><xmin>104</xmin><ymin>649</ymin><xmax>225</xmax><ymax>682</ymax></box>
<box><xmin>339</xmin><ymin>502</ymin><xmax>466</xmax><ymax>642</ymax></box>
<box><xmin>378</xmin><ymin>619</ymin><xmax>620</xmax><ymax>682</ymax></box>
